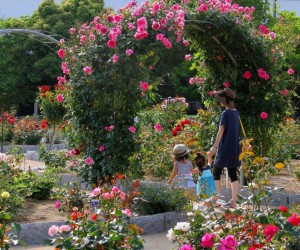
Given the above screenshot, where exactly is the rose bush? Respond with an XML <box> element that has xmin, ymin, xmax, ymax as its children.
<box><xmin>46</xmin><ymin>179</ymin><xmax>144</xmax><ymax>249</ymax></box>
<box><xmin>167</xmin><ymin>142</ymin><xmax>300</xmax><ymax>249</ymax></box>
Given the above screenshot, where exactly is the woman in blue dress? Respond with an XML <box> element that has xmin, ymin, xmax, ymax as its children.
<box><xmin>209</xmin><ymin>88</ymin><xmax>241</xmax><ymax>208</ymax></box>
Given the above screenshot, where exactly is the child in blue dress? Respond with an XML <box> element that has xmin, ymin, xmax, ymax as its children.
<box><xmin>193</xmin><ymin>152</ymin><xmax>216</xmax><ymax>201</ymax></box>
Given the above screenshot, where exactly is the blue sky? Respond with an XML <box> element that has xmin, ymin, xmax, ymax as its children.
<box><xmin>0</xmin><ymin>0</ymin><xmax>299</xmax><ymax>19</ymax></box>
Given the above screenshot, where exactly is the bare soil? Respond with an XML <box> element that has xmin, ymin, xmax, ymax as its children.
<box><xmin>15</xmin><ymin>160</ymin><xmax>300</xmax><ymax>223</ymax></box>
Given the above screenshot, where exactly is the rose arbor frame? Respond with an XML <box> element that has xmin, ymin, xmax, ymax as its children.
<box><xmin>56</xmin><ymin>1</ymin><xmax>292</xmax><ymax>183</ymax></box>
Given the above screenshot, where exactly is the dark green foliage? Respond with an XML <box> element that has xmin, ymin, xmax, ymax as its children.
<box><xmin>133</xmin><ymin>184</ymin><xmax>188</xmax><ymax>215</ymax></box>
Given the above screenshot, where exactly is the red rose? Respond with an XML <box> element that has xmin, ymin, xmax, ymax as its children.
<box><xmin>91</xmin><ymin>214</ymin><xmax>97</xmax><ymax>221</ymax></box>
<box><xmin>40</xmin><ymin>123</ymin><xmax>47</xmax><ymax>129</ymax></box>
<box><xmin>279</xmin><ymin>206</ymin><xmax>288</xmax><ymax>212</ymax></box>
<box><xmin>71</xmin><ymin>212</ymin><xmax>78</xmax><ymax>220</ymax></box>
<box><xmin>172</xmin><ymin>130</ymin><xmax>178</xmax><ymax>136</ymax></box>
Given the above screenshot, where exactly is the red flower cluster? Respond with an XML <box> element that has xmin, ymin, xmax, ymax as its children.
<box><xmin>172</xmin><ymin>118</ymin><xmax>192</xmax><ymax>136</ymax></box>
<box><xmin>40</xmin><ymin>119</ymin><xmax>49</xmax><ymax>129</ymax></box>
<box><xmin>0</xmin><ymin>112</ymin><xmax>15</xmax><ymax>125</ymax></box>
<box><xmin>39</xmin><ymin>86</ymin><xmax>51</xmax><ymax>99</ymax></box>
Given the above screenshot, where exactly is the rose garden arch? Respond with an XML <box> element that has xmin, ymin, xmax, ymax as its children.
<box><xmin>48</xmin><ymin>1</ymin><xmax>292</xmax><ymax>182</ymax></box>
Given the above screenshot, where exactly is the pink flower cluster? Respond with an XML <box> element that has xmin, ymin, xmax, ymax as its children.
<box><xmin>91</xmin><ymin>186</ymin><xmax>127</xmax><ymax>202</ymax></box>
<box><xmin>257</xmin><ymin>68</ymin><xmax>270</xmax><ymax>80</ymax></box>
<box><xmin>196</xmin><ymin>0</ymin><xmax>255</xmax><ymax>21</ymax></box>
<box><xmin>48</xmin><ymin>224</ymin><xmax>71</xmax><ymax>236</ymax></box>
<box><xmin>189</xmin><ymin>77</ymin><xmax>204</xmax><ymax>85</ymax></box>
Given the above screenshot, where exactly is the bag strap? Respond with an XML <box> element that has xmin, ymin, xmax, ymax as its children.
<box><xmin>238</xmin><ymin>115</ymin><xmax>246</xmax><ymax>139</ymax></box>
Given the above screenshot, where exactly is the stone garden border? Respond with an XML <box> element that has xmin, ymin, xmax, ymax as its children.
<box><xmin>18</xmin><ymin>211</ymin><xmax>187</xmax><ymax>245</ymax></box>
<box><xmin>17</xmin><ymin>185</ymin><xmax>300</xmax><ymax>245</ymax></box>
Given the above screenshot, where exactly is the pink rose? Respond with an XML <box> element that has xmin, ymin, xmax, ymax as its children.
<box><xmin>263</xmin><ymin>224</ymin><xmax>279</xmax><ymax>242</ymax></box>
<box><xmin>269</xmin><ymin>32</ymin><xmax>276</xmax><ymax>39</ymax></box>
<box><xmin>105</xmin><ymin>125</ymin><xmax>114</xmax><ymax>131</ymax></box>
<box><xmin>112</xmin><ymin>54</ymin><xmax>119</xmax><ymax>63</ymax></box>
<box><xmin>260</xmin><ymin>112</ymin><xmax>268</xmax><ymax>120</ymax></box>
<box><xmin>92</xmin><ymin>187</ymin><xmax>101</xmax><ymax>197</ymax></box>
<box><xmin>57</xmin><ymin>49</ymin><xmax>65</xmax><ymax>58</ymax></box>
<box><xmin>126</xmin><ymin>49</ymin><xmax>133</xmax><ymax>56</ymax></box>
<box><xmin>185</xmin><ymin>54</ymin><xmax>191</xmax><ymax>61</ymax></box>
<box><xmin>259</xmin><ymin>24</ymin><xmax>269</xmax><ymax>34</ymax></box>
<box><xmin>54</xmin><ymin>201</ymin><xmax>61</xmax><ymax>209</ymax></box>
<box><xmin>199</xmin><ymin>3</ymin><xmax>207</xmax><ymax>12</ymax></box>
<box><xmin>100</xmin><ymin>26</ymin><xmax>108</xmax><ymax>34</ymax></box>
<box><xmin>152</xmin><ymin>22</ymin><xmax>160</xmax><ymax>30</ymax></box>
<box><xmin>122</xmin><ymin>208</ymin><xmax>132</xmax><ymax>216</ymax></box>
<box><xmin>152</xmin><ymin>2</ymin><xmax>160</xmax><ymax>11</ymax></box>
<box><xmin>69</xmin><ymin>28</ymin><xmax>76</xmax><ymax>34</ymax></box>
<box><xmin>59</xmin><ymin>225</ymin><xmax>71</xmax><ymax>233</ymax></box>
<box><xmin>201</xmin><ymin>233</ymin><xmax>215</xmax><ymax>248</ymax></box>
<box><xmin>140</xmin><ymin>81</ymin><xmax>149</xmax><ymax>91</ymax></box>
<box><xmin>57</xmin><ymin>94</ymin><xmax>64</xmax><ymax>103</ymax></box>
<box><xmin>85</xmin><ymin>157</ymin><xmax>94</xmax><ymax>165</ymax></box>
<box><xmin>220</xmin><ymin>235</ymin><xmax>238</xmax><ymax>249</ymax></box>
<box><xmin>183</xmin><ymin>40</ymin><xmax>189</xmax><ymax>46</ymax></box>
<box><xmin>107</xmin><ymin>39</ymin><xmax>116</xmax><ymax>49</ymax></box>
<box><xmin>99</xmin><ymin>145</ymin><xmax>105</xmax><ymax>151</ymax></box>
<box><xmin>288</xmin><ymin>68</ymin><xmax>295</xmax><ymax>75</ymax></box>
<box><xmin>83</xmin><ymin>66</ymin><xmax>92</xmax><ymax>75</ymax></box>
<box><xmin>128</xmin><ymin>126</ymin><xmax>136</xmax><ymax>133</ymax></box>
<box><xmin>189</xmin><ymin>78</ymin><xmax>195</xmax><ymax>85</ymax></box>
<box><xmin>281</xmin><ymin>89</ymin><xmax>289</xmax><ymax>96</ymax></box>
<box><xmin>48</xmin><ymin>225</ymin><xmax>59</xmax><ymax>236</ymax></box>
<box><xmin>137</xmin><ymin>17</ymin><xmax>147</xmax><ymax>29</ymax></box>
<box><xmin>287</xmin><ymin>213</ymin><xmax>300</xmax><ymax>227</ymax></box>
<box><xmin>257</xmin><ymin>68</ymin><xmax>267</xmax><ymax>79</ymax></box>
<box><xmin>57</xmin><ymin>76</ymin><xmax>66</xmax><ymax>85</ymax></box>
<box><xmin>243</xmin><ymin>71</ymin><xmax>252</xmax><ymax>80</ymax></box>
<box><xmin>80</xmin><ymin>35</ymin><xmax>86</xmax><ymax>45</ymax></box>
<box><xmin>102</xmin><ymin>192</ymin><xmax>111</xmax><ymax>199</ymax></box>
<box><xmin>264</xmin><ymin>74</ymin><xmax>270</xmax><ymax>80</ymax></box>
<box><xmin>119</xmin><ymin>191</ymin><xmax>126</xmax><ymax>200</ymax></box>
<box><xmin>111</xmin><ymin>186</ymin><xmax>119</xmax><ymax>193</ymax></box>
<box><xmin>89</xmin><ymin>34</ymin><xmax>95</xmax><ymax>40</ymax></box>
<box><xmin>154</xmin><ymin>123</ymin><xmax>162</xmax><ymax>132</ymax></box>
<box><xmin>180</xmin><ymin>244</ymin><xmax>193</xmax><ymax>250</ymax></box>
<box><xmin>114</xmin><ymin>14</ymin><xmax>123</xmax><ymax>23</ymax></box>
<box><xmin>223</xmin><ymin>82</ymin><xmax>230</xmax><ymax>88</ymax></box>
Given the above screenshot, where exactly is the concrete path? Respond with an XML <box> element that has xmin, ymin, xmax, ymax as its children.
<box><xmin>11</xmin><ymin>232</ymin><xmax>175</xmax><ymax>250</ymax></box>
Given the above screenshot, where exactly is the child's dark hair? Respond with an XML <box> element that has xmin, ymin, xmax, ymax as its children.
<box><xmin>175</xmin><ymin>153</ymin><xmax>189</xmax><ymax>161</ymax></box>
<box><xmin>193</xmin><ymin>153</ymin><xmax>206</xmax><ymax>169</ymax></box>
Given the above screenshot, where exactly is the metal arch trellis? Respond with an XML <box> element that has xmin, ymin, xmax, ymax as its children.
<box><xmin>0</xmin><ymin>29</ymin><xmax>60</xmax><ymax>45</ymax></box>
<box><xmin>0</xmin><ymin>29</ymin><xmax>61</xmax><ymax>152</ymax></box>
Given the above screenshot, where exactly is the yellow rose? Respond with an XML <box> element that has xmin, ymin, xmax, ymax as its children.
<box><xmin>275</xmin><ymin>162</ymin><xmax>285</xmax><ymax>170</ymax></box>
<box><xmin>1</xmin><ymin>191</ymin><xmax>10</xmax><ymax>198</ymax></box>
<box><xmin>253</xmin><ymin>157</ymin><xmax>265</xmax><ymax>165</ymax></box>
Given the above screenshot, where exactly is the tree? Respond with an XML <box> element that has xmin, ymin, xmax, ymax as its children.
<box><xmin>0</xmin><ymin>0</ymin><xmax>105</xmax><ymax>114</ymax></box>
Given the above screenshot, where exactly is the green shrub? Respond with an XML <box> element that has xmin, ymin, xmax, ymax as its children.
<box><xmin>24</xmin><ymin>132</ymin><xmax>42</xmax><ymax>145</ymax></box>
<box><xmin>38</xmin><ymin>143</ymin><xmax>67</xmax><ymax>170</ymax></box>
<box><xmin>133</xmin><ymin>183</ymin><xmax>188</xmax><ymax>215</ymax></box>
<box><xmin>52</xmin><ymin>182</ymin><xmax>88</xmax><ymax>213</ymax></box>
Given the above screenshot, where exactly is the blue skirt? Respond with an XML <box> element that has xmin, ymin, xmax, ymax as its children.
<box><xmin>196</xmin><ymin>169</ymin><xmax>216</xmax><ymax>199</ymax></box>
